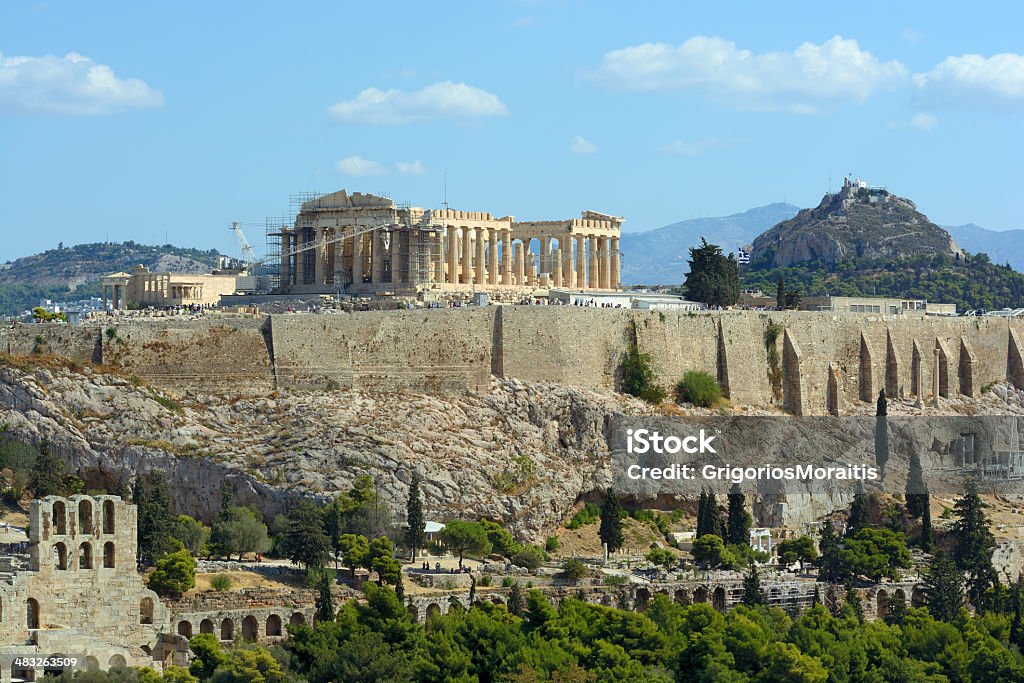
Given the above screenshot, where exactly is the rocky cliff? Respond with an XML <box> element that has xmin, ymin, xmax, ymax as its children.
<box><xmin>750</xmin><ymin>182</ymin><xmax>965</xmax><ymax>268</ymax></box>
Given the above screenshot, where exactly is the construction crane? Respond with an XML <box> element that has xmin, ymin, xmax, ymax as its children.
<box><xmin>231</xmin><ymin>222</ymin><xmax>259</xmax><ymax>267</ymax></box>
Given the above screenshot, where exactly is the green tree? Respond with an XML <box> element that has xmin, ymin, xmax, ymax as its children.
<box><xmin>403</xmin><ymin>472</ymin><xmax>426</xmax><ymax>562</ymax></box>
<box><xmin>952</xmin><ymin>478</ymin><xmax>997</xmax><ymax>611</ymax></box>
<box><xmin>321</xmin><ymin>497</ymin><xmax>344</xmax><ymax>570</ymax></box>
<box><xmin>28</xmin><ymin>440</ymin><xmax>70</xmax><ymax>498</ymax></box>
<box><xmin>507</xmin><ymin>581</ymin><xmax>525</xmax><ymax>616</ymax></box>
<box><xmin>646</xmin><ymin>547</ymin><xmax>676</xmax><ymax>571</ymax></box>
<box><xmin>279</xmin><ymin>499</ymin><xmax>332</xmax><ymax>570</ymax></box>
<box><xmin>174</xmin><ymin>515</ymin><xmax>211</xmax><ymax>557</ymax></box>
<box><xmin>838</xmin><ymin>527</ymin><xmax>911</xmax><ymax>582</ymax></box>
<box><xmin>726</xmin><ymin>483</ymin><xmax>752</xmax><ymax>547</ymax></box>
<box><xmin>210</xmin><ymin>643</ymin><xmax>285</xmax><ymax>683</ymax></box>
<box><xmin>922</xmin><ymin>552</ymin><xmax>965</xmax><ymax>622</ymax></box>
<box><xmin>776</xmin><ymin>276</ymin><xmax>785</xmax><ymax>309</ymax></box>
<box><xmin>337</xmin><ymin>533</ymin><xmax>370</xmax><ymax>578</ymax></box>
<box><xmin>817</xmin><ymin>520</ymin><xmax>842</xmax><ymax>582</ymax></box>
<box><xmin>210</xmin><ymin>507</ymin><xmax>270</xmax><ymax>561</ymax></box>
<box><xmin>674</xmin><ymin>370</ymin><xmax>722</xmax><ymax>407</ymax></box>
<box><xmin>619</xmin><ymin>338</ymin><xmax>666</xmax><ymax>404</ymax></box>
<box><xmin>905</xmin><ymin>450</ymin><xmax>928</xmax><ymax>518</ymax></box>
<box><xmin>135</xmin><ymin>472</ymin><xmax>177</xmax><ymax>566</ymax></box>
<box><xmin>599</xmin><ymin>489</ymin><xmax>624</xmax><ymax>555</ymax></box>
<box><xmin>845</xmin><ymin>484</ymin><xmax>870</xmax><ymax>537</ymax></box>
<box><xmin>683</xmin><ymin>238</ymin><xmax>740</xmax><ymax>307</ymax></box>
<box><xmin>188</xmin><ymin>633</ymin><xmax>228</xmax><ymax>681</ymax></box>
<box><xmin>439</xmin><ymin>520</ymin><xmax>492</xmax><ymax>569</ymax></box>
<box><xmin>741</xmin><ymin>562</ymin><xmax>767</xmax><ymax>607</ymax></box>
<box><xmin>697</xmin><ymin>489</ymin><xmax>724</xmax><ymax>539</ymax></box>
<box><xmin>368</xmin><ymin>536</ymin><xmax>401</xmax><ymax>586</ymax></box>
<box><xmin>920</xmin><ymin>499</ymin><xmax>933</xmax><ymax>552</ymax></box>
<box><xmin>147</xmin><ymin>548</ymin><xmax>197</xmax><ymax>598</ymax></box>
<box><xmin>776</xmin><ymin>536</ymin><xmax>819</xmax><ymax>571</ymax></box>
<box><xmin>692</xmin><ymin>534</ymin><xmax>733</xmax><ymax>568</ymax></box>
<box><xmin>315</xmin><ymin>568</ymin><xmax>335</xmax><ymax>623</ymax></box>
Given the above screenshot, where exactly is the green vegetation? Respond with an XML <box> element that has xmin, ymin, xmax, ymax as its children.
<box><xmin>764</xmin><ymin>320</ymin><xmax>784</xmax><ymax>402</ymax></box>
<box><xmin>683</xmin><ymin>237</ymin><xmax>740</xmax><ymax>307</ymax></box>
<box><xmin>28</xmin><ymin>439</ymin><xmax>82</xmax><ymax>498</ymax></box>
<box><xmin>174</xmin><ymin>515</ymin><xmax>211</xmax><ymax>557</ymax></box>
<box><xmin>673</xmin><ymin>370</ymin><xmax>722</xmax><ymax>407</ymax></box>
<box><xmin>619</xmin><ymin>337</ymin><xmax>666</xmax><ymax>404</ymax></box>
<box><xmin>210</xmin><ymin>506</ymin><xmax>271</xmax><ymax>561</ymax></box>
<box><xmin>209</xmin><ymin>573</ymin><xmax>233</xmax><ymax>592</ymax></box>
<box><xmin>545</xmin><ymin>535</ymin><xmax>559</xmax><ymax>552</ymax></box>
<box><xmin>696</xmin><ymin>488</ymin><xmax>724</xmax><ymax>538</ymax></box>
<box><xmin>775</xmin><ymin>535</ymin><xmax>819</xmax><ymax>570</ymax></box>
<box><xmin>134</xmin><ymin>472</ymin><xmax>177</xmax><ymax>566</ymax></box>
<box><xmin>599</xmin><ymin>489</ymin><xmax>624</xmax><ymax>554</ymax></box>
<box><xmin>147</xmin><ymin>548</ymin><xmax>197</xmax><ymax>598</ymax></box>
<box><xmin>403</xmin><ymin>472</ymin><xmax>426</xmax><ymax>561</ymax></box>
<box><xmin>567</xmin><ymin>501</ymin><xmax>600</xmax><ymax>529</ymax></box>
<box><xmin>438</xmin><ymin>520</ymin><xmax>492</xmax><ymax>569</ymax></box>
<box><xmin>278</xmin><ymin>499</ymin><xmax>332</xmax><ymax>569</ymax></box>
<box><xmin>743</xmin><ymin>252</ymin><xmax>1024</xmax><ymax>312</ymax></box>
<box><xmin>558</xmin><ymin>557</ymin><xmax>588</xmax><ymax>581</ymax></box>
<box><xmin>726</xmin><ymin>483</ymin><xmax>752</xmax><ymax>547</ymax></box>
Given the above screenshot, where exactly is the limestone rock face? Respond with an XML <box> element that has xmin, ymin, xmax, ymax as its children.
<box><xmin>751</xmin><ymin>184</ymin><xmax>965</xmax><ymax>268</ymax></box>
<box><xmin>0</xmin><ymin>362</ymin><xmax>649</xmax><ymax>540</ymax></box>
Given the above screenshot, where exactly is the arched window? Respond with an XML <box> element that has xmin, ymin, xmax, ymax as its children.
<box><xmin>79</xmin><ymin>542</ymin><xmax>93</xmax><ymax>569</ymax></box>
<box><xmin>103</xmin><ymin>500</ymin><xmax>115</xmax><ymax>534</ymax></box>
<box><xmin>27</xmin><ymin>598</ymin><xmax>40</xmax><ymax>629</ymax></box>
<box><xmin>266</xmin><ymin>614</ymin><xmax>282</xmax><ymax>636</ymax></box>
<box><xmin>52</xmin><ymin>501</ymin><xmax>67</xmax><ymax>536</ymax></box>
<box><xmin>53</xmin><ymin>542</ymin><xmax>68</xmax><ymax>570</ymax></box>
<box><xmin>199</xmin><ymin>619</ymin><xmax>214</xmax><ymax>634</ymax></box>
<box><xmin>78</xmin><ymin>500</ymin><xmax>94</xmax><ymax>534</ymax></box>
<box><xmin>108</xmin><ymin>655</ymin><xmax>126</xmax><ymax>668</ymax></box>
<box><xmin>242</xmin><ymin>615</ymin><xmax>258</xmax><ymax>640</ymax></box>
<box><xmin>178</xmin><ymin>621</ymin><xmax>193</xmax><ymax>638</ymax></box>
<box><xmin>289</xmin><ymin>612</ymin><xmax>306</xmax><ymax>626</ymax></box>
<box><xmin>140</xmin><ymin>597</ymin><xmax>154</xmax><ymax>625</ymax></box>
<box><xmin>103</xmin><ymin>542</ymin><xmax>115</xmax><ymax>568</ymax></box>
<box><xmin>220</xmin><ymin>618</ymin><xmax>234</xmax><ymax>641</ymax></box>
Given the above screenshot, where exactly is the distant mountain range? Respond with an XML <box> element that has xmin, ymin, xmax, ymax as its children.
<box><xmin>944</xmin><ymin>224</ymin><xmax>1024</xmax><ymax>272</ymax></box>
<box><xmin>619</xmin><ymin>203</ymin><xmax>800</xmax><ymax>285</ymax></box>
<box><xmin>620</xmin><ymin>204</ymin><xmax>1022</xmax><ymax>286</ymax></box>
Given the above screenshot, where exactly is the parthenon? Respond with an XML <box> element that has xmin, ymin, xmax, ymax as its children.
<box><xmin>270</xmin><ymin>190</ymin><xmax>623</xmax><ymax>294</ymax></box>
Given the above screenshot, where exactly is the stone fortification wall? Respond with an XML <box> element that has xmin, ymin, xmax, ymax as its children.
<box><xmin>8</xmin><ymin>310</ymin><xmax>1024</xmax><ymax>415</ymax></box>
<box><xmin>0</xmin><ymin>324</ymin><xmax>101</xmax><ymax>363</ymax></box>
<box><xmin>267</xmin><ymin>308</ymin><xmax>494</xmax><ymax>392</ymax></box>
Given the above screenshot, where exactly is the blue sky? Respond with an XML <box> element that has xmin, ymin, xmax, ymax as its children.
<box><xmin>1</xmin><ymin>1</ymin><xmax>1021</xmax><ymax>261</ymax></box>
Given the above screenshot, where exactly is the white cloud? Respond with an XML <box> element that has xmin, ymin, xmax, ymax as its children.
<box><xmin>911</xmin><ymin>113</ymin><xmax>938</xmax><ymax>131</ymax></box>
<box><xmin>913</xmin><ymin>53</ymin><xmax>1024</xmax><ymax>107</ymax></box>
<box><xmin>328</xmin><ymin>81</ymin><xmax>508</xmax><ymax>125</ymax></box>
<box><xmin>336</xmin><ymin>156</ymin><xmax>386</xmax><ymax>176</ymax></box>
<box><xmin>591</xmin><ymin>35</ymin><xmax>907</xmax><ymax>112</ymax></box>
<box><xmin>0</xmin><ymin>50</ymin><xmax>163</xmax><ymax>115</ymax></box>
<box><xmin>396</xmin><ymin>160</ymin><xmax>427</xmax><ymax>175</ymax></box>
<box><xmin>570</xmin><ymin>136</ymin><xmax>597</xmax><ymax>154</ymax></box>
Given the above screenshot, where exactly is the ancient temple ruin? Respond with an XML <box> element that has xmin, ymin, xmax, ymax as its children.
<box><xmin>268</xmin><ymin>190</ymin><xmax>623</xmax><ymax>294</ymax></box>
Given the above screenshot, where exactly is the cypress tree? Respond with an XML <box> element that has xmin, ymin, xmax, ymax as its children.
<box><xmin>905</xmin><ymin>450</ymin><xmax>928</xmax><ymax>519</ymax></box>
<box><xmin>776</xmin><ymin>277</ymin><xmax>785</xmax><ymax>310</ymax></box>
<box><xmin>923</xmin><ymin>553</ymin><xmax>965</xmax><ymax>622</ymax></box>
<box><xmin>920</xmin><ymin>498</ymin><xmax>933</xmax><ymax>552</ymax></box>
<box><xmin>136</xmin><ymin>472</ymin><xmax>176</xmax><ymax>566</ymax></box>
<box><xmin>846</xmin><ymin>483</ymin><xmax>870</xmax><ymax>537</ymax></box>
<box><xmin>1010</xmin><ymin>577</ymin><xmax>1024</xmax><ymax>650</ymax></box>
<box><xmin>818</xmin><ymin>520</ymin><xmax>843</xmax><ymax>583</ymax></box>
<box><xmin>315</xmin><ymin>570</ymin><xmax>335</xmax><ymax>622</ymax></box>
<box><xmin>404</xmin><ymin>473</ymin><xmax>426</xmax><ymax>562</ymax></box>
<box><xmin>28</xmin><ymin>439</ymin><xmax>67</xmax><ymax>498</ymax></box>
<box><xmin>726</xmin><ymin>483</ymin><xmax>752</xmax><ymax>547</ymax></box>
<box><xmin>696</xmin><ymin>489</ymin><xmax>710</xmax><ymax>538</ymax></box>
<box><xmin>599</xmin><ymin>489</ymin><xmax>624</xmax><ymax>554</ymax></box>
<box><xmin>952</xmin><ymin>479</ymin><xmax>997</xmax><ymax>611</ymax></box>
<box><xmin>741</xmin><ymin>561</ymin><xmax>766</xmax><ymax>607</ymax></box>
<box><xmin>507</xmin><ymin>582</ymin><xmax>525</xmax><ymax>616</ymax></box>
<box><xmin>843</xmin><ymin>580</ymin><xmax>864</xmax><ymax>622</ymax></box>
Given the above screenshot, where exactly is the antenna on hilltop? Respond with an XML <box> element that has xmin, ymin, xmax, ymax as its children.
<box><xmin>442</xmin><ymin>173</ymin><xmax>449</xmax><ymax>211</ymax></box>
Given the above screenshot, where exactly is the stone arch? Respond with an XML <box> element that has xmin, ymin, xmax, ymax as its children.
<box><xmin>11</xmin><ymin>664</ymin><xmax>35</xmax><ymax>682</ymax></box>
<box><xmin>78</xmin><ymin>499</ymin><xmax>94</xmax><ymax>534</ymax></box>
<box><xmin>911</xmin><ymin>586</ymin><xmax>926</xmax><ymax>607</ymax></box>
<box><xmin>140</xmin><ymin>597</ymin><xmax>154</xmax><ymax>625</ymax></box>
<box><xmin>27</xmin><ymin>597</ymin><xmax>40</xmax><ymax>629</ymax></box>
<box><xmin>200</xmin><ymin>618</ymin><xmax>214</xmax><ymax>634</ymax></box>
<box><xmin>266</xmin><ymin>614</ymin><xmax>283</xmax><ymax>636</ymax></box>
<box><xmin>45</xmin><ymin>654</ymin><xmax>68</xmax><ymax>677</ymax></box>
<box><xmin>103</xmin><ymin>542</ymin><xmax>115</xmax><ymax>568</ymax></box>
<box><xmin>859</xmin><ymin>334</ymin><xmax>874</xmax><ymax>402</ymax></box>
<box><xmin>959</xmin><ymin>337</ymin><xmax>977</xmax><ymax>397</ymax></box>
<box><xmin>407</xmin><ymin>604</ymin><xmax>418</xmax><ymax>622</ymax></box>
<box><xmin>289</xmin><ymin>612</ymin><xmax>306</xmax><ymax>626</ymax></box>
<box><xmin>103</xmin><ymin>500</ymin><xmax>115</xmax><ymax>534</ymax></box>
<box><xmin>674</xmin><ymin>588</ymin><xmax>691</xmax><ymax>606</ymax></box>
<box><xmin>885</xmin><ymin>332</ymin><xmax>900</xmax><ymax>397</ymax></box>
<box><xmin>220</xmin><ymin>618</ymin><xmax>234</xmax><ymax>641</ymax></box>
<box><xmin>108</xmin><ymin>655</ymin><xmax>127</xmax><ymax>668</ymax></box>
<box><xmin>425</xmin><ymin>603</ymin><xmax>441</xmax><ymax>620</ymax></box>
<box><xmin>876</xmin><ymin>588</ymin><xmax>889</xmax><ymax>619</ymax></box>
<box><xmin>712</xmin><ymin>586</ymin><xmax>726</xmax><ymax>612</ymax></box>
<box><xmin>178</xmin><ymin>621</ymin><xmax>193</xmax><ymax>638</ymax></box>
<box><xmin>634</xmin><ymin>587</ymin><xmax>651</xmax><ymax>610</ymax></box>
<box><xmin>827</xmin><ymin>364</ymin><xmax>841</xmax><ymax>416</ymax></box>
<box><xmin>86</xmin><ymin>656</ymin><xmax>100</xmax><ymax>671</ymax></box>
<box><xmin>52</xmin><ymin>501</ymin><xmax>67</xmax><ymax>535</ymax></box>
<box><xmin>242</xmin><ymin>615</ymin><xmax>258</xmax><ymax>640</ymax></box>
<box><xmin>894</xmin><ymin>588</ymin><xmax>907</xmax><ymax>608</ymax></box>
<box><xmin>448</xmin><ymin>597</ymin><xmax>464</xmax><ymax>614</ymax></box>
<box><xmin>694</xmin><ymin>586</ymin><xmax>709</xmax><ymax>604</ymax></box>
<box><xmin>79</xmin><ymin>542</ymin><xmax>93</xmax><ymax>569</ymax></box>
<box><xmin>54</xmin><ymin>542</ymin><xmax>68</xmax><ymax>570</ymax></box>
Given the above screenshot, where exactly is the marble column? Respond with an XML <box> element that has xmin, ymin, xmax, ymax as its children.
<box><xmin>539</xmin><ymin>236</ymin><xmax>550</xmax><ymax>283</ymax></box>
<box><xmin>600</xmin><ymin>237</ymin><xmax>612</xmax><ymax>289</ymax></box>
<box><xmin>475</xmin><ymin>227</ymin><xmax>486</xmax><ymax>284</ymax></box>
<box><xmin>553</xmin><ymin>248</ymin><xmax>563</xmax><ymax>287</ymax></box>
<box><xmin>462</xmin><ymin>228</ymin><xmax>473</xmax><ymax>284</ymax></box>
<box><xmin>562</xmin><ymin>239</ymin><xmax>573</xmax><ymax>288</ymax></box>
<box><xmin>610</xmin><ymin>237</ymin><xmax>620</xmax><ymax>290</ymax></box>
<box><xmin>488</xmin><ymin>228</ymin><xmax>498</xmax><ymax>285</ymax></box>
<box><xmin>333</xmin><ymin>229</ymin><xmax>345</xmax><ymax>285</ymax></box>
<box><xmin>514</xmin><ymin>242</ymin><xmax>525</xmax><ymax>285</ymax></box>
<box><xmin>314</xmin><ymin>227</ymin><xmax>327</xmax><ymax>286</ymax></box>
<box><xmin>588</xmin><ymin>236</ymin><xmax>599</xmax><ymax>289</ymax></box>
<box><xmin>446</xmin><ymin>227</ymin><xmax>457</xmax><ymax>285</ymax></box>
<box><xmin>295</xmin><ymin>230</ymin><xmax>306</xmax><ymax>286</ymax></box>
<box><xmin>352</xmin><ymin>232</ymin><xmax>363</xmax><ymax>285</ymax></box>
<box><xmin>576</xmin><ymin>235</ymin><xmax>587</xmax><ymax>290</ymax></box>
<box><xmin>371</xmin><ymin>229</ymin><xmax>384</xmax><ymax>284</ymax></box>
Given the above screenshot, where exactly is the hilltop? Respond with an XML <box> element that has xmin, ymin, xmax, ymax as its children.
<box><xmin>0</xmin><ymin>241</ymin><xmax>226</xmax><ymax>316</ymax></box>
<box><xmin>619</xmin><ymin>203</ymin><xmax>799</xmax><ymax>285</ymax></box>
<box><xmin>750</xmin><ymin>180</ymin><xmax>964</xmax><ymax>268</ymax></box>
